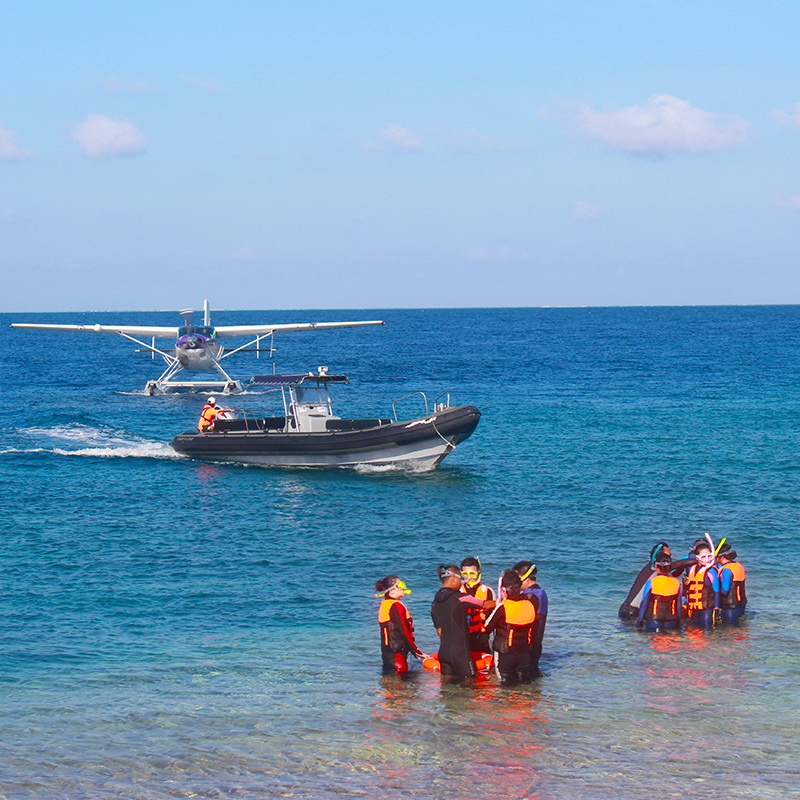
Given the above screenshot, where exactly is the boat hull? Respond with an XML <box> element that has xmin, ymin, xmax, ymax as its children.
<box><xmin>170</xmin><ymin>405</ymin><xmax>480</xmax><ymax>468</ymax></box>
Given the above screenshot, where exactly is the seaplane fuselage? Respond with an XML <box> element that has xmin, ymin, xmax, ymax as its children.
<box><xmin>175</xmin><ymin>325</ymin><xmax>223</xmax><ymax>371</ymax></box>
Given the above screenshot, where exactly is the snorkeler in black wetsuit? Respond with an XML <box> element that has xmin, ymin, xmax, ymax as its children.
<box><xmin>430</xmin><ymin>565</ymin><xmax>476</xmax><ymax>682</ymax></box>
<box><xmin>618</xmin><ymin>541</ymin><xmax>696</xmax><ymax>619</ymax></box>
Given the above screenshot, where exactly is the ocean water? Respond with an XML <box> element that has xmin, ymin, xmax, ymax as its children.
<box><xmin>1</xmin><ymin>306</ymin><xmax>799</xmax><ymax>800</ymax></box>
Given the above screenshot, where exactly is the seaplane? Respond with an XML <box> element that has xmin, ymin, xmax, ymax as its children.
<box><xmin>11</xmin><ymin>299</ymin><xmax>384</xmax><ymax>395</ymax></box>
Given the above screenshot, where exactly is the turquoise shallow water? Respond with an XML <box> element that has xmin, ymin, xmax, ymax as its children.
<box><xmin>2</xmin><ymin>306</ymin><xmax>800</xmax><ymax>799</ymax></box>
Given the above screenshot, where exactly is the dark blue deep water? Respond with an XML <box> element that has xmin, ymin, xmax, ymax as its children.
<box><xmin>2</xmin><ymin>306</ymin><xmax>799</xmax><ymax>800</ymax></box>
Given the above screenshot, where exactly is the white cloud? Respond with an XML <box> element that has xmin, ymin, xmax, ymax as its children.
<box><xmin>73</xmin><ymin>114</ymin><xmax>148</xmax><ymax>159</ymax></box>
<box><xmin>543</xmin><ymin>94</ymin><xmax>751</xmax><ymax>157</ymax></box>
<box><xmin>364</xmin><ymin>123</ymin><xmax>423</xmax><ymax>152</ymax></box>
<box><xmin>0</xmin><ymin>123</ymin><xmax>33</xmax><ymax>160</ymax></box>
<box><xmin>777</xmin><ymin>195</ymin><xmax>800</xmax><ymax>210</ymax></box>
<box><xmin>771</xmin><ymin>103</ymin><xmax>800</xmax><ymax>129</ymax></box>
<box><xmin>573</xmin><ymin>201</ymin><xmax>602</xmax><ymax>219</ymax></box>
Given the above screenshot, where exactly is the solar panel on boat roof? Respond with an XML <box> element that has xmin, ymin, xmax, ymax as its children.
<box><xmin>250</xmin><ymin>373</ymin><xmax>349</xmax><ymax>385</ymax></box>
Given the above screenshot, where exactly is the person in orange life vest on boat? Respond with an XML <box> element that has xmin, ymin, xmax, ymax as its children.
<box><xmin>484</xmin><ymin>569</ymin><xmax>537</xmax><ymax>685</ymax></box>
<box><xmin>716</xmin><ymin>542</ymin><xmax>747</xmax><ymax>625</ymax></box>
<box><xmin>683</xmin><ymin>541</ymin><xmax>720</xmax><ymax>629</ymax></box>
<box><xmin>637</xmin><ymin>553</ymin><xmax>683</xmax><ymax>632</ymax></box>
<box><xmin>375</xmin><ymin>575</ymin><xmax>425</xmax><ymax>675</ymax></box>
<box><xmin>514</xmin><ymin>560</ymin><xmax>547</xmax><ymax>678</ymax></box>
<box><xmin>197</xmin><ymin>397</ymin><xmax>233</xmax><ymax>433</ymax></box>
<box><xmin>459</xmin><ymin>557</ymin><xmax>495</xmax><ymax>654</ymax></box>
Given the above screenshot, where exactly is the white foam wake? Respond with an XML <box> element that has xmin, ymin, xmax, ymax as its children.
<box><xmin>354</xmin><ymin>460</ymin><xmax>435</xmax><ymax>474</ymax></box>
<box><xmin>10</xmin><ymin>424</ymin><xmax>180</xmax><ymax>460</ymax></box>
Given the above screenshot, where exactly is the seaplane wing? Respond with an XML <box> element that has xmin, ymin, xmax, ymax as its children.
<box><xmin>214</xmin><ymin>320</ymin><xmax>384</xmax><ymax>338</ymax></box>
<box><xmin>11</xmin><ymin>323</ymin><xmax>179</xmax><ymax>338</ymax></box>
<box><xmin>11</xmin><ymin>301</ymin><xmax>385</xmax><ymax>395</ymax></box>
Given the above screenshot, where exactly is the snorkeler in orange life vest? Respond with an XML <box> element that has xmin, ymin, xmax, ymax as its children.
<box><xmin>637</xmin><ymin>554</ymin><xmax>683</xmax><ymax>632</ymax></box>
<box><xmin>459</xmin><ymin>557</ymin><xmax>495</xmax><ymax>653</ymax></box>
<box><xmin>716</xmin><ymin>542</ymin><xmax>747</xmax><ymax>625</ymax></box>
<box><xmin>484</xmin><ymin>569</ymin><xmax>537</xmax><ymax>685</ymax></box>
<box><xmin>375</xmin><ymin>575</ymin><xmax>424</xmax><ymax>675</ymax></box>
<box><xmin>684</xmin><ymin>543</ymin><xmax>720</xmax><ymax>629</ymax></box>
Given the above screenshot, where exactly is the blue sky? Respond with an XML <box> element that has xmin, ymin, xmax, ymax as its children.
<box><xmin>2</xmin><ymin>0</ymin><xmax>800</xmax><ymax>311</ymax></box>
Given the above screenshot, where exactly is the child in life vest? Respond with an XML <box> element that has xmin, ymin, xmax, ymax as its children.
<box><xmin>484</xmin><ymin>570</ymin><xmax>537</xmax><ymax>685</ymax></box>
<box><xmin>684</xmin><ymin>542</ymin><xmax>720</xmax><ymax>629</ymax></box>
<box><xmin>716</xmin><ymin>543</ymin><xmax>747</xmax><ymax>625</ymax></box>
<box><xmin>637</xmin><ymin>555</ymin><xmax>683</xmax><ymax>632</ymax></box>
<box><xmin>375</xmin><ymin>575</ymin><xmax>424</xmax><ymax>675</ymax></box>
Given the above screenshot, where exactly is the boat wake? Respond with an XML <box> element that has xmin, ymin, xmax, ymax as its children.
<box><xmin>354</xmin><ymin>460</ymin><xmax>436</xmax><ymax>474</ymax></box>
<box><xmin>6</xmin><ymin>423</ymin><xmax>179</xmax><ymax>460</ymax></box>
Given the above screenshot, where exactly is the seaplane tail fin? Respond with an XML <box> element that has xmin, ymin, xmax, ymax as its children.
<box><xmin>213</xmin><ymin>320</ymin><xmax>385</xmax><ymax>339</ymax></box>
<box><xmin>11</xmin><ymin>323</ymin><xmax>179</xmax><ymax>338</ymax></box>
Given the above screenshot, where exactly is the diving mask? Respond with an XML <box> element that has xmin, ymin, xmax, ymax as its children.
<box><xmin>461</xmin><ymin>569</ymin><xmax>480</xmax><ymax>585</ymax></box>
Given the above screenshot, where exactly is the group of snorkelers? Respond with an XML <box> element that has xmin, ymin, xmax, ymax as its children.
<box><xmin>618</xmin><ymin>537</ymin><xmax>747</xmax><ymax>632</ymax></box>
<box><xmin>375</xmin><ymin>557</ymin><xmax>547</xmax><ymax>685</ymax></box>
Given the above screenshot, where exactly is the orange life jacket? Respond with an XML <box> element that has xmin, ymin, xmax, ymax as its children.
<box><xmin>197</xmin><ymin>405</ymin><xmax>219</xmax><ymax>432</ymax></box>
<box><xmin>643</xmin><ymin>575</ymin><xmax>681</xmax><ymax>621</ymax></box>
<box><xmin>378</xmin><ymin>598</ymin><xmax>415</xmax><ymax>652</ymax></box>
<box><xmin>685</xmin><ymin>564</ymin><xmax>717</xmax><ymax>611</ymax></box>
<box><xmin>719</xmin><ymin>561</ymin><xmax>747</xmax><ymax>609</ymax></box>
<box><xmin>493</xmin><ymin>598</ymin><xmax>536</xmax><ymax>654</ymax></box>
<box><xmin>462</xmin><ymin>583</ymin><xmax>492</xmax><ymax>633</ymax></box>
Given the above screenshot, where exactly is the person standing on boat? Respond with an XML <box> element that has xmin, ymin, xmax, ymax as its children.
<box><xmin>197</xmin><ymin>397</ymin><xmax>233</xmax><ymax>433</ymax></box>
<box><xmin>431</xmin><ymin>565</ymin><xmax>475</xmax><ymax>682</ymax></box>
<box><xmin>514</xmin><ymin>560</ymin><xmax>547</xmax><ymax>678</ymax></box>
<box><xmin>375</xmin><ymin>575</ymin><xmax>424</xmax><ymax>675</ymax></box>
<box><xmin>459</xmin><ymin>557</ymin><xmax>494</xmax><ymax>654</ymax></box>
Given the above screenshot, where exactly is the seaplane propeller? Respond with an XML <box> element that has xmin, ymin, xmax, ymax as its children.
<box><xmin>11</xmin><ymin>299</ymin><xmax>384</xmax><ymax>395</ymax></box>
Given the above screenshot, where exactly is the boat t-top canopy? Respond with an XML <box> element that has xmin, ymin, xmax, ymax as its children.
<box><xmin>250</xmin><ymin>372</ymin><xmax>350</xmax><ymax>386</ymax></box>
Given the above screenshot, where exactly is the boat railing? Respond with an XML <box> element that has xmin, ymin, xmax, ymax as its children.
<box><xmin>391</xmin><ymin>391</ymin><xmax>429</xmax><ymax>421</ymax></box>
<box><xmin>433</xmin><ymin>391</ymin><xmax>451</xmax><ymax>411</ymax></box>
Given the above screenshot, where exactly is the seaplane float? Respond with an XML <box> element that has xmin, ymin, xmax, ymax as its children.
<box><xmin>11</xmin><ymin>299</ymin><xmax>383</xmax><ymax>395</ymax></box>
<box><xmin>170</xmin><ymin>368</ymin><xmax>481</xmax><ymax>469</ymax></box>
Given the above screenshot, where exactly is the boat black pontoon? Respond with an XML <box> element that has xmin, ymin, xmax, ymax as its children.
<box><xmin>170</xmin><ymin>370</ymin><xmax>480</xmax><ymax>468</ymax></box>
